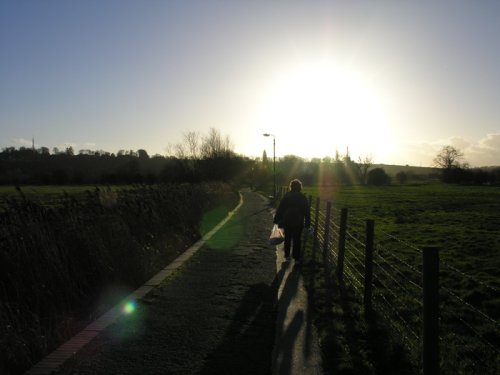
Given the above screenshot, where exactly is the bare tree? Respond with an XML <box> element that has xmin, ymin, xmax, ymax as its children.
<box><xmin>183</xmin><ymin>131</ymin><xmax>200</xmax><ymax>159</ymax></box>
<box><xmin>165</xmin><ymin>141</ymin><xmax>186</xmax><ymax>159</ymax></box>
<box><xmin>357</xmin><ymin>155</ymin><xmax>373</xmax><ymax>184</ymax></box>
<box><xmin>433</xmin><ymin>145</ymin><xmax>465</xmax><ymax>170</ymax></box>
<box><xmin>174</xmin><ymin>143</ymin><xmax>186</xmax><ymax>159</ymax></box>
<box><xmin>200</xmin><ymin>127</ymin><xmax>234</xmax><ymax>159</ymax></box>
<box><xmin>166</xmin><ymin>128</ymin><xmax>233</xmax><ymax>160</ymax></box>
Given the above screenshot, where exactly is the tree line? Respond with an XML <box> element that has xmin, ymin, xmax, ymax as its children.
<box><xmin>0</xmin><ymin>147</ymin><xmax>248</xmax><ymax>185</ymax></box>
<box><xmin>0</xmin><ymin>129</ymin><xmax>248</xmax><ymax>185</ymax></box>
<box><xmin>0</xmin><ymin>144</ymin><xmax>389</xmax><ymax>187</ymax></box>
<box><xmin>1</xmin><ymin>133</ymin><xmax>498</xmax><ymax>187</ymax></box>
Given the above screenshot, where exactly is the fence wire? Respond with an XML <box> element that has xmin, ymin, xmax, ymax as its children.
<box><xmin>306</xmin><ymin>196</ymin><xmax>499</xmax><ymax>374</ymax></box>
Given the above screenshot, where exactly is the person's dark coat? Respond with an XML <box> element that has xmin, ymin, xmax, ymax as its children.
<box><xmin>274</xmin><ymin>191</ymin><xmax>311</xmax><ymax>229</ymax></box>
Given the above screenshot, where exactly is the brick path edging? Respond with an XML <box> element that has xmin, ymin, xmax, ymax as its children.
<box><xmin>25</xmin><ymin>192</ymin><xmax>244</xmax><ymax>375</ymax></box>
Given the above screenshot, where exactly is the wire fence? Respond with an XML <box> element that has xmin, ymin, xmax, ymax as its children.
<box><xmin>305</xmin><ymin>195</ymin><xmax>499</xmax><ymax>375</ymax></box>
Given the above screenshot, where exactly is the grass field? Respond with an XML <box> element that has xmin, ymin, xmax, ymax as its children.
<box><xmin>300</xmin><ymin>183</ymin><xmax>500</xmax><ymax>374</ymax></box>
<box><xmin>303</xmin><ymin>183</ymin><xmax>500</xmax><ymax>284</ymax></box>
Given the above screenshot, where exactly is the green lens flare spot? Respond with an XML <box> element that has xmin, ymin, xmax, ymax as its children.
<box><xmin>201</xmin><ymin>206</ymin><xmax>242</xmax><ymax>250</ymax></box>
<box><xmin>122</xmin><ymin>300</ymin><xmax>137</xmax><ymax>315</ymax></box>
<box><xmin>200</xmin><ymin>206</ymin><xmax>228</xmax><ymax>237</ymax></box>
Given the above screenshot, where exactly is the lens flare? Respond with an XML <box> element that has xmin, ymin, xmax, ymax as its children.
<box><xmin>200</xmin><ymin>206</ymin><xmax>242</xmax><ymax>250</ymax></box>
<box><xmin>122</xmin><ymin>300</ymin><xmax>137</xmax><ymax>315</ymax></box>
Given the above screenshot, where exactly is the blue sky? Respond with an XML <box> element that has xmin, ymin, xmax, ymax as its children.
<box><xmin>1</xmin><ymin>0</ymin><xmax>499</xmax><ymax>166</ymax></box>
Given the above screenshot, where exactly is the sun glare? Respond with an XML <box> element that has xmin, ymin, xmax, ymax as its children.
<box><xmin>259</xmin><ymin>63</ymin><xmax>392</xmax><ymax>159</ymax></box>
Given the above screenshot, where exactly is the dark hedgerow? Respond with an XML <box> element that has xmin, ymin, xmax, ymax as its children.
<box><xmin>0</xmin><ymin>182</ymin><xmax>239</xmax><ymax>374</ymax></box>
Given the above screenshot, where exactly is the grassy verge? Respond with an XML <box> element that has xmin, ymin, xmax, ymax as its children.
<box><xmin>301</xmin><ymin>246</ymin><xmax>416</xmax><ymax>374</ymax></box>
<box><xmin>0</xmin><ymin>183</ymin><xmax>239</xmax><ymax>374</ymax></box>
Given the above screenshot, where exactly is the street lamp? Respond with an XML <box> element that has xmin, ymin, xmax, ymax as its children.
<box><xmin>263</xmin><ymin>133</ymin><xmax>276</xmax><ymax>200</ymax></box>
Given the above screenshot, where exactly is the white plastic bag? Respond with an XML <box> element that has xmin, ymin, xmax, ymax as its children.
<box><xmin>269</xmin><ymin>224</ymin><xmax>284</xmax><ymax>245</ymax></box>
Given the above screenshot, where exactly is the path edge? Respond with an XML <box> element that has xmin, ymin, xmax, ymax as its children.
<box><xmin>25</xmin><ymin>191</ymin><xmax>245</xmax><ymax>375</ymax></box>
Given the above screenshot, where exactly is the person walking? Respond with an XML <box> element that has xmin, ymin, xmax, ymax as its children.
<box><xmin>273</xmin><ymin>179</ymin><xmax>311</xmax><ymax>264</ymax></box>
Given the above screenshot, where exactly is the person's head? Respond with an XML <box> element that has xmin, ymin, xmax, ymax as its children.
<box><xmin>289</xmin><ymin>179</ymin><xmax>302</xmax><ymax>192</ymax></box>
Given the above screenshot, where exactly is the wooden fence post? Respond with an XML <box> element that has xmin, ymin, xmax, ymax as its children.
<box><xmin>312</xmin><ymin>197</ymin><xmax>320</xmax><ymax>261</ymax></box>
<box><xmin>322</xmin><ymin>202</ymin><xmax>332</xmax><ymax>270</ymax></box>
<box><xmin>336</xmin><ymin>208</ymin><xmax>348</xmax><ymax>282</ymax></box>
<box><xmin>423</xmin><ymin>247</ymin><xmax>440</xmax><ymax>375</ymax></box>
<box><xmin>302</xmin><ymin>195</ymin><xmax>313</xmax><ymax>253</ymax></box>
<box><xmin>364</xmin><ymin>219</ymin><xmax>374</xmax><ymax>314</ymax></box>
<box><xmin>308</xmin><ymin>195</ymin><xmax>313</xmax><ymax>213</ymax></box>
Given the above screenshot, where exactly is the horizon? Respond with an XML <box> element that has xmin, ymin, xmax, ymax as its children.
<box><xmin>1</xmin><ymin>1</ymin><xmax>499</xmax><ymax>168</ymax></box>
<box><xmin>5</xmin><ymin>140</ymin><xmax>500</xmax><ymax>170</ymax></box>
<box><xmin>4</xmin><ymin>135</ymin><xmax>498</xmax><ymax>169</ymax></box>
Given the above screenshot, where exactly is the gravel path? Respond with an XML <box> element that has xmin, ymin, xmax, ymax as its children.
<box><xmin>56</xmin><ymin>190</ymin><xmax>278</xmax><ymax>375</ymax></box>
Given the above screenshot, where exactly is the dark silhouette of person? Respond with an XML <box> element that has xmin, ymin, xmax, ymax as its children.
<box><xmin>273</xmin><ymin>179</ymin><xmax>311</xmax><ymax>264</ymax></box>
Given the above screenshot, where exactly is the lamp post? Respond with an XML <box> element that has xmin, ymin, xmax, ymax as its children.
<box><xmin>263</xmin><ymin>133</ymin><xmax>276</xmax><ymax>200</ymax></box>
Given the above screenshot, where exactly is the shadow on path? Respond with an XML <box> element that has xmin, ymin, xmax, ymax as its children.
<box><xmin>273</xmin><ymin>261</ymin><xmax>322</xmax><ymax>375</ymax></box>
<box><xmin>199</xmin><ymin>262</ymin><xmax>289</xmax><ymax>375</ymax></box>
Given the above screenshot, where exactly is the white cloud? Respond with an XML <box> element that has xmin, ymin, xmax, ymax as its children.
<box><xmin>479</xmin><ymin>133</ymin><xmax>500</xmax><ymax>149</ymax></box>
<box><xmin>402</xmin><ymin>142</ymin><xmax>440</xmax><ymax>167</ymax></box>
<box><xmin>406</xmin><ymin>134</ymin><xmax>500</xmax><ymax>167</ymax></box>
<box><xmin>466</xmin><ymin>133</ymin><xmax>500</xmax><ymax>167</ymax></box>
<box><xmin>13</xmin><ymin>138</ymin><xmax>33</xmax><ymax>147</ymax></box>
<box><xmin>447</xmin><ymin>136</ymin><xmax>471</xmax><ymax>151</ymax></box>
<box><xmin>55</xmin><ymin>142</ymin><xmax>77</xmax><ymax>151</ymax></box>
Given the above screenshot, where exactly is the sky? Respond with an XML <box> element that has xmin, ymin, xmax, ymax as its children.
<box><xmin>1</xmin><ymin>0</ymin><xmax>499</xmax><ymax>167</ymax></box>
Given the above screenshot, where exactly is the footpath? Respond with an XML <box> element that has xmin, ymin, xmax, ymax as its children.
<box><xmin>27</xmin><ymin>190</ymin><xmax>322</xmax><ymax>375</ymax></box>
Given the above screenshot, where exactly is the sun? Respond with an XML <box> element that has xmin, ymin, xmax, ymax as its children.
<box><xmin>259</xmin><ymin>62</ymin><xmax>392</xmax><ymax>159</ymax></box>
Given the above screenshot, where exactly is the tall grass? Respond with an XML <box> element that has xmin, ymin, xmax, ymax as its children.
<box><xmin>0</xmin><ymin>183</ymin><xmax>238</xmax><ymax>374</ymax></box>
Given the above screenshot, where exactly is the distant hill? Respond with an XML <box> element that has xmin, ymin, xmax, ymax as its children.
<box><xmin>374</xmin><ymin>163</ymin><xmax>500</xmax><ymax>185</ymax></box>
<box><xmin>480</xmin><ymin>165</ymin><xmax>500</xmax><ymax>171</ymax></box>
<box><xmin>373</xmin><ymin>164</ymin><xmax>439</xmax><ymax>176</ymax></box>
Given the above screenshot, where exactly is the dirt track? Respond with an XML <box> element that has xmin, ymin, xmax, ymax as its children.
<box><xmin>56</xmin><ymin>190</ymin><xmax>278</xmax><ymax>375</ymax></box>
